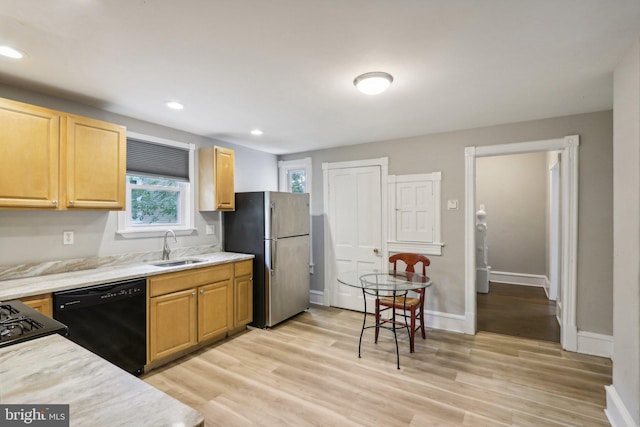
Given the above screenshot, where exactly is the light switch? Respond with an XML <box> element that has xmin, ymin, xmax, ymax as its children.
<box><xmin>205</xmin><ymin>225</ymin><xmax>215</xmax><ymax>235</ymax></box>
<box><xmin>447</xmin><ymin>200</ymin><xmax>459</xmax><ymax>210</ymax></box>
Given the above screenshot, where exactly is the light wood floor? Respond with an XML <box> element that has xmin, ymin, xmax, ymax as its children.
<box><xmin>143</xmin><ymin>305</ymin><xmax>612</xmax><ymax>426</ymax></box>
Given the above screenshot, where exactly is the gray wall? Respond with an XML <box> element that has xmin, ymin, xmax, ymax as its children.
<box><xmin>611</xmin><ymin>40</ymin><xmax>640</xmax><ymax>425</ymax></box>
<box><xmin>281</xmin><ymin>110</ymin><xmax>613</xmax><ymax>335</ymax></box>
<box><xmin>476</xmin><ymin>152</ymin><xmax>547</xmax><ymax>275</ymax></box>
<box><xmin>0</xmin><ymin>84</ymin><xmax>278</xmax><ymax>266</ymax></box>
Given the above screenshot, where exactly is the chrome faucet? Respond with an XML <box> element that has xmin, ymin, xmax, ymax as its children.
<box><xmin>162</xmin><ymin>230</ymin><xmax>177</xmax><ymax>260</ymax></box>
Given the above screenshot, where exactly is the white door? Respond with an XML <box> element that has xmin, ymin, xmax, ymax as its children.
<box><xmin>327</xmin><ymin>165</ymin><xmax>384</xmax><ymax>312</ymax></box>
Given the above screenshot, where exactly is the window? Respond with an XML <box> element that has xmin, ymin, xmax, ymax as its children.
<box><xmin>117</xmin><ymin>132</ymin><xmax>196</xmax><ymax>238</ymax></box>
<box><xmin>388</xmin><ymin>172</ymin><xmax>443</xmax><ymax>255</ymax></box>
<box><xmin>279</xmin><ymin>157</ymin><xmax>311</xmax><ymax>194</ymax></box>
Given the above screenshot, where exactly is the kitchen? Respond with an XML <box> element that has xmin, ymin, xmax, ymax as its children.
<box><xmin>0</xmin><ymin>2</ymin><xmax>639</xmax><ymax>426</ymax></box>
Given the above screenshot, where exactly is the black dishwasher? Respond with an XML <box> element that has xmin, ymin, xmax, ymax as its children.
<box><xmin>53</xmin><ymin>278</ymin><xmax>146</xmax><ymax>376</ymax></box>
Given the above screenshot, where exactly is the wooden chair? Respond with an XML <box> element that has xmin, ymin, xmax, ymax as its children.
<box><xmin>375</xmin><ymin>253</ymin><xmax>430</xmax><ymax>353</ymax></box>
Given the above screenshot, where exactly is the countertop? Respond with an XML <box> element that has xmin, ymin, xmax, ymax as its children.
<box><xmin>0</xmin><ymin>251</ymin><xmax>254</xmax><ymax>301</ymax></box>
<box><xmin>0</xmin><ymin>334</ymin><xmax>204</xmax><ymax>427</ymax></box>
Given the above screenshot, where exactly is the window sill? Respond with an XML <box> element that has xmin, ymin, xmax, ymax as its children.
<box><xmin>116</xmin><ymin>228</ymin><xmax>197</xmax><ymax>239</ymax></box>
<box><xmin>387</xmin><ymin>241</ymin><xmax>444</xmax><ymax>256</ymax></box>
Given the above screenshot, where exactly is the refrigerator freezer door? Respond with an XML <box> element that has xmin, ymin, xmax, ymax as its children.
<box><xmin>265</xmin><ymin>192</ymin><xmax>310</xmax><ymax>239</ymax></box>
<box><xmin>266</xmin><ymin>234</ymin><xmax>310</xmax><ymax>327</ymax></box>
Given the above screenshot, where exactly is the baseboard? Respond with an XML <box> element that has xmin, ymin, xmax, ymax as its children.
<box><xmin>425</xmin><ymin>310</ymin><xmax>467</xmax><ymax>334</ymax></box>
<box><xmin>605</xmin><ymin>385</ymin><xmax>639</xmax><ymax>427</ymax></box>
<box><xmin>490</xmin><ymin>271</ymin><xmax>547</xmax><ymax>287</ymax></box>
<box><xmin>577</xmin><ymin>331</ymin><xmax>613</xmax><ymax>358</ymax></box>
<box><xmin>310</xmin><ymin>289</ymin><xmax>324</xmax><ymax>305</ymax></box>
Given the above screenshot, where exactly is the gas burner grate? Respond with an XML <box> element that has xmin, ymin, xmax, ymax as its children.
<box><xmin>0</xmin><ymin>304</ymin><xmax>20</xmax><ymax>321</ymax></box>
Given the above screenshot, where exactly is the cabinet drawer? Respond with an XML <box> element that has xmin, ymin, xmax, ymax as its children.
<box><xmin>234</xmin><ymin>260</ymin><xmax>253</xmax><ymax>277</ymax></box>
<box><xmin>149</xmin><ymin>264</ymin><xmax>233</xmax><ymax>297</ymax></box>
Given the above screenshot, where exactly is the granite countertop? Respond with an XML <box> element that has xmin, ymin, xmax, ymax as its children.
<box><xmin>0</xmin><ymin>251</ymin><xmax>254</xmax><ymax>301</ymax></box>
<box><xmin>0</xmin><ymin>334</ymin><xmax>203</xmax><ymax>427</ymax></box>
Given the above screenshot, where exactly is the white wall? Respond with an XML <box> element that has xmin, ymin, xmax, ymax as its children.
<box><xmin>608</xmin><ymin>39</ymin><xmax>640</xmax><ymax>426</ymax></box>
<box><xmin>0</xmin><ymin>84</ymin><xmax>278</xmax><ymax>266</ymax></box>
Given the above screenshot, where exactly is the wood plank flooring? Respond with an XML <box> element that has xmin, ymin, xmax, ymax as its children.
<box><xmin>143</xmin><ymin>305</ymin><xmax>611</xmax><ymax>427</ymax></box>
<box><xmin>477</xmin><ymin>282</ymin><xmax>561</xmax><ymax>342</ymax></box>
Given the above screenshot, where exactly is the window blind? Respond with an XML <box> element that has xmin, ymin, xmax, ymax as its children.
<box><xmin>126</xmin><ymin>138</ymin><xmax>189</xmax><ymax>180</ymax></box>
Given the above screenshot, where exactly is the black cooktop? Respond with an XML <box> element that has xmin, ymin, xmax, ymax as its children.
<box><xmin>0</xmin><ymin>300</ymin><xmax>68</xmax><ymax>348</ymax></box>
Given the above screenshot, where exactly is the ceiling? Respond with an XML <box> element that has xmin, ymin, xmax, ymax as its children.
<box><xmin>1</xmin><ymin>1</ymin><xmax>639</xmax><ymax>155</ymax></box>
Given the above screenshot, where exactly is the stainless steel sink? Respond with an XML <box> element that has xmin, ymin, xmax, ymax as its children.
<box><xmin>150</xmin><ymin>258</ymin><xmax>206</xmax><ymax>267</ymax></box>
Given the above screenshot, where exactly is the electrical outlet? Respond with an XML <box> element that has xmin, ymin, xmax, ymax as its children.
<box><xmin>205</xmin><ymin>225</ymin><xmax>215</xmax><ymax>235</ymax></box>
<box><xmin>63</xmin><ymin>231</ymin><xmax>74</xmax><ymax>245</ymax></box>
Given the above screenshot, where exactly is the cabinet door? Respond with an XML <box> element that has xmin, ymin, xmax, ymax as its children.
<box><xmin>214</xmin><ymin>146</ymin><xmax>235</xmax><ymax>210</ymax></box>
<box><xmin>0</xmin><ymin>98</ymin><xmax>60</xmax><ymax>208</ymax></box>
<box><xmin>149</xmin><ymin>288</ymin><xmax>197</xmax><ymax>362</ymax></box>
<box><xmin>198</xmin><ymin>280</ymin><xmax>233</xmax><ymax>342</ymax></box>
<box><xmin>234</xmin><ymin>275</ymin><xmax>253</xmax><ymax>328</ymax></box>
<box><xmin>64</xmin><ymin>115</ymin><xmax>126</xmax><ymax>209</ymax></box>
<box><xmin>20</xmin><ymin>294</ymin><xmax>53</xmax><ymax>317</ymax></box>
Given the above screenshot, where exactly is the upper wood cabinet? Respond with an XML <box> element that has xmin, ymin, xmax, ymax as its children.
<box><xmin>198</xmin><ymin>146</ymin><xmax>235</xmax><ymax>211</ymax></box>
<box><xmin>63</xmin><ymin>115</ymin><xmax>126</xmax><ymax>209</ymax></box>
<box><xmin>0</xmin><ymin>97</ymin><xmax>126</xmax><ymax>210</ymax></box>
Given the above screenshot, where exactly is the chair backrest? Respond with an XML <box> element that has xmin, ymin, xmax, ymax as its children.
<box><xmin>389</xmin><ymin>253</ymin><xmax>430</xmax><ymax>275</ymax></box>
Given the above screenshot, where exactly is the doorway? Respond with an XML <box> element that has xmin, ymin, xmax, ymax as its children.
<box><xmin>464</xmin><ymin>136</ymin><xmax>579</xmax><ymax>351</ymax></box>
<box><xmin>474</xmin><ymin>151</ymin><xmax>560</xmax><ymax>342</ymax></box>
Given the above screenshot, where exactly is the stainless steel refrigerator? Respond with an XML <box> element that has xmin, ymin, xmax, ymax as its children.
<box><xmin>224</xmin><ymin>191</ymin><xmax>310</xmax><ymax>328</ymax></box>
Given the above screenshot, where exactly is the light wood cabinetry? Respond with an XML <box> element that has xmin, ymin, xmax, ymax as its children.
<box><xmin>198</xmin><ymin>146</ymin><xmax>235</xmax><ymax>211</ymax></box>
<box><xmin>233</xmin><ymin>260</ymin><xmax>253</xmax><ymax>328</ymax></box>
<box><xmin>147</xmin><ymin>260</ymin><xmax>253</xmax><ymax>365</ymax></box>
<box><xmin>20</xmin><ymin>293</ymin><xmax>53</xmax><ymax>317</ymax></box>
<box><xmin>198</xmin><ymin>280</ymin><xmax>233</xmax><ymax>342</ymax></box>
<box><xmin>149</xmin><ymin>288</ymin><xmax>198</xmax><ymax>361</ymax></box>
<box><xmin>63</xmin><ymin>115</ymin><xmax>126</xmax><ymax>209</ymax></box>
<box><xmin>0</xmin><ymin>97</ymin><xmax>126</xmax><ymax>210</ymax></box>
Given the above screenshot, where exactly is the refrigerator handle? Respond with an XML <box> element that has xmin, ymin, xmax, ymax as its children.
<box><xmin>270</xmin><ymin>201</ymin><xmax>276</xmax><ymax>239</ymax></box>
<box><xmin>271</xmin><ymin>238</ymin><xmax>277</xmax><ymax>276</ymax></box>
<box><xmin>270</xmin><ymin>201</ymin><xmax>278</xmax><ymax>275</ymax></box>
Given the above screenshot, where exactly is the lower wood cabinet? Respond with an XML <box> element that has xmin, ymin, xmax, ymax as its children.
<box><xmin>20</xmin><ymin>293</ymin><xmax>53</xmax><ymax>317</ymax></box>
<box><xmin>234</xmin><ymin>260</ymin><xmax>253</xmax><ymax>328</ymax></box>
<box><xmin>147</xmin><ymin>260</ymin><xmax>252</xmax><ymax>365</ymax></box>
<box><xmin>149</xmin><ymin>288</ymin><xmax>198</xmax><ymax>361</ymax></box>
<box><xmin>198</xmin><ymin>279</ymin><xmax>233</xmax><ymax>342</ymax></box>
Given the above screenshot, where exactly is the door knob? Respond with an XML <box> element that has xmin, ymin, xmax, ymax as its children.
<box><xmin>373</xmin><ymin>248</ymin><xmax>380</xmax><ymax>254</ymax></box>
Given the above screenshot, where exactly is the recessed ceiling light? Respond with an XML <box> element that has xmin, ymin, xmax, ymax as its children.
<box><xmin>250</xmin><ymin>129</ymin><xmax>263</xmax><ymax>136</ymax></box>
<box><xmin>165</xmin><ymin>101</ymin><xmax>184</xmax><ymax>110</ymax></box>
<box><xmin>0</xmin><ymin>46</ymin><xmax>24</xmax><ymax>59</ymax></box>
<box><xmin>353</xmin><ymin>71</ymin><xmax>393</xmax><ymax>95</ymax></box>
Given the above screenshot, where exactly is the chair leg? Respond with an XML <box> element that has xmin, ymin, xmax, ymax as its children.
<box><xmin>420</xmin><ymin>309</ymin><xmax>426</xmax><ymax>339</ymax></box>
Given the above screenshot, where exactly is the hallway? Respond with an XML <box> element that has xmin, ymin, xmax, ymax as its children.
<box><xmin>477</xmin><ymin>282</ymin><xmax>560</xmax><ymax>343</ymax></box>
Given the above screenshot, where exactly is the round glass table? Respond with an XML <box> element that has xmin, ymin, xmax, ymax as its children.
<box><xmin>337</xmin><ymin>270</ymin><xmax>432</xmax><ymax>369</ymax></box>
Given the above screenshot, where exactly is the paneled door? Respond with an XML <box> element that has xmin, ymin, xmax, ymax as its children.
<box><xmin>327</xmin><ymin>164</ymin><xmax>384</xmax><ymax>312</ymax></box>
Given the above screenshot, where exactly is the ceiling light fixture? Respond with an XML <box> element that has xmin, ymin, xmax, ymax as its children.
<box><xmin>250</xmin><ymin>129</ymin><xmax>263</xmax><ymax>136</ymax></box>
<box><xmin>353</xmin><ymin>71</ymin><xmax>393</xmax><ymax>95</ymax></box>
<box><xmin>165</xmin><ymin>101</ymin><xmax>184</xmax><ymax>110</ymax></box>
<box><xmin>0</xmin><ymin>46</ymin><xmax>24</xmax><ymax>59</ymax></box>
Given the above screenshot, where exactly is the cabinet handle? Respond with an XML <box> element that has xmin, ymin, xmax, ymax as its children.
<box><xmin>52</xmin><ymin>200</ymin><xmax>58</xmax><ymax>206</ymax></box>
<box><xmin>218</xmin><ymin>203</ymin><xmax>223</xmax><ymax>208</ymax></box>
<box><xmin>69</xmin><ymin>200</ymin><xmax>75</xmax><ymax>205</ymax></box>
<box><xmin>192</xmin><ymin>292</ymin><xmax>196</xmax><ymax>296</ymax></box>
<box><xmin>200</xmin><ymin>290</ymin><xmax>204</xmax><ymax>294</ymax></box>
